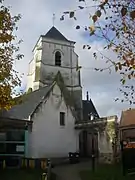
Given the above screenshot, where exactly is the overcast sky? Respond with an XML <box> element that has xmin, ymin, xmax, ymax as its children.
<box><xmin>5</xmin><ymin>0</ymin><xmax>134</xmax><ymax>118</ymax></box>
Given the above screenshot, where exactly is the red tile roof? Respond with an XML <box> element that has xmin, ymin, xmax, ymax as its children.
<box><xmin>120</xmin><ymin>108</ymin><xmax>135</xmax><ymax>127</ymax></box>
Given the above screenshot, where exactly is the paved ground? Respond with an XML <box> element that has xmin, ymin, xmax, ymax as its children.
<box><xmin>52</xmin><ymin>160</ymin><xmax>92</xmax><ymax>180</ymax></box>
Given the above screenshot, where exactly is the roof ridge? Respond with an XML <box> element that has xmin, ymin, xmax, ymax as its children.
<box><xmin>53</xmin><ymin>71</ymin><xmax>78</xmax><ymax>120</ymax></box>
<box><xmin>44</xmin><ymin>26</ymin><xmax>75</xmax><ymax>43</ymax></box>
<box><xmin>29</xmin><ymin>84</ymin><xmax>55</xmax><ymax>118</ymax></box>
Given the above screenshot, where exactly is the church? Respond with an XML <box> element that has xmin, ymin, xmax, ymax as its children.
<box><xmin>0</xmin><ymin>26</ymin><xmax>101</xmax><ymax>159</ymax></box>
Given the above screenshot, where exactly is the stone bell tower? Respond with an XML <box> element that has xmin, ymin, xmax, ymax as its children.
<box><xmin>27</xmin><ymin>26</ymin><xmax>83</xmax><ymax>120</ymax></box>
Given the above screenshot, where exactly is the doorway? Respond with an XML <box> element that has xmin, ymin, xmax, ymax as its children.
<box><xmin>79</xmin><ymin>130</ymin><xmax>99</xmax><ymax>157</ymax></box>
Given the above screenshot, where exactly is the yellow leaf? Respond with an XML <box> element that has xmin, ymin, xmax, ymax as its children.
<box><xmin>123</xmin><ymin>26</ymin><xmax>127</xmax><ymax>32</ymax></box>
<box><xmin>133</xmin><ymin>65</ymin><xmax>135</xmax><ymax>69</ymax></box>
<box><xmin>89</xmin><ymin>25</ymin><xmax>95</xmax><ymax>32</ymax></box>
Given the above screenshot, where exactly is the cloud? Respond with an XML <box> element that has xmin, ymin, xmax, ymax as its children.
<box><xmin>6</xmin><ymin>0</ymin><xmax>134</xmax><ymax>118</ymax></box>
<box><xmin>75</xmin><ymin>42</ymin><xmax>131</xmax><ymax>118</ymax></box>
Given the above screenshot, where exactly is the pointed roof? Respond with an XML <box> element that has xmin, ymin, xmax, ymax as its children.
<box><xmin>44</xmin><ymin>26</ymin><xmax>75</xmax><ymax>43</ymax></box>
<box><xmin>83</xmin><ymin>99</ymin><xmax>99</xmax><ymax>121</ymax></box>
<box><xmin>0</xmin><ymin>72</ymin><xmax>78</xmax><ymax>121</ymax></box>
<box><xmin>0</xmin><ymin>85</ymin><xmax>53</xmax><ymax>120</ymax></box>
<box><xmin>120</xmin><ymin>108</ymin><xmax>135</xmax><ymax>127</ymax></box>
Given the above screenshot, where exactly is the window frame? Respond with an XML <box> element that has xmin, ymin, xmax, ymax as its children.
<box><xmin>60</xmin><ymin>112</ymin><xmax>65</xmax><ymax>126</ymax></box>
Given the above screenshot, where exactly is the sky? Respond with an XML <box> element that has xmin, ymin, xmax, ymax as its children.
<box><xmin>5</xmin><ymin>0</ymin><xmax>134</xmax><ymax>119</ymax></box>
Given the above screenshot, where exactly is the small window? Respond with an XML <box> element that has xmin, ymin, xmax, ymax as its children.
<box><xmin>60</xmin><ymin>112</ymin><xmax>65</xmax><ymax>126</ymax></box>
<box><xmin>55</xmin><ymin>51</ymin><xmax>61</xmax><ymax>66</ymax></box>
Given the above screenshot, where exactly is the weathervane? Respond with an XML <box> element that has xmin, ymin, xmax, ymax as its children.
<box><xmin>53</xmin><ymin>13</ymin><xmax>56</xmax><ymax>27</ymax></box>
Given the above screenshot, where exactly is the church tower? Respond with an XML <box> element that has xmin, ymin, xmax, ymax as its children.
<box><xmin>27</xmin><ymin>26</ymin><xmax>82</xmax><ymax>120</ymax></box>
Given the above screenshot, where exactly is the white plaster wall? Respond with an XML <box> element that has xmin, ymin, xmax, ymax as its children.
<box><xmin>27</xmin><ymin>37</ymin><xmax>42</xmax><ymax>91</ymax></box>
<box><xmin>29</xmin><ymin>83</ymin><xmax>79</xmax><ymax>158</ymax></box>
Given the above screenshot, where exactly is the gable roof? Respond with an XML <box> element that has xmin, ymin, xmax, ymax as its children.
<box><xmin>120</xmin><ymin>108</ymin><xmax>135</xmax><ymax>127</ymax></box>
<box><xmin>44</xmin><ymin>26</ymin><xmax>75</xmax><ymax>43</ymax></box>
<box><xmin>83</xmin><ymin>99</ymin><xmax>99</xmax><ymax>121</ymax></box>
<box><xmin>0</xmin><ymin>72</ymin><xmax>78</xmax><ymax>121</ymax></box>
<box><xmin>0</xmin><ymin>85</ymin><xmax>52</xmax><ymax>120</ymax></box>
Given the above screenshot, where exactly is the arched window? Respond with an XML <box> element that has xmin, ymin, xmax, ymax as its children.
<box><xmin>55</xmin><ymin>51</ymin><xmax>61</xmax><ymax>66</ymax></box>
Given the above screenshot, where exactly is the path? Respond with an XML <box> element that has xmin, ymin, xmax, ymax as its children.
<box><xmin>52</xmin><ymin>160</ymin><xmax>91</xmax><ymax>180</ymax></box>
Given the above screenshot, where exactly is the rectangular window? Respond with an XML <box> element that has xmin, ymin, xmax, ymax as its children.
<box><xmin>60</xmin><ymin>112</ymin><xmax>65</xmax><ymax>126</ymax></box>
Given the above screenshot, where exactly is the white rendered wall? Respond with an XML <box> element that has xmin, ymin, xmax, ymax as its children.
<box><xmin>29</xmin><ymin>83</ymin><xmax>79</xmax><ymax>158</ymax></box>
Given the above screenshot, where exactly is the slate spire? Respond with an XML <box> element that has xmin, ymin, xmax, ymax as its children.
<box><xmin>44</xmin><ymin>26</ymin><xmax>70</xmax><ymax>42</ymax></box>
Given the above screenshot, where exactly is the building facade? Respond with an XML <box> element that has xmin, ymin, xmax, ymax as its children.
<box><xmin>28</xmin><ymin>83</ymin><xmax>80</xmax><ymax>158</ymax></box>
<box><xmin>0</xmin><ymin>26</ymin><xmax>102</xmax><ymax>161</ymax></box>
<box><xmin>27</xmin><ymin>26</ymin><xmax>83</xmax><ymax>120</ymax></box>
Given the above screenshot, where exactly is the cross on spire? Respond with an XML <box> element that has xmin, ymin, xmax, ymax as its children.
<box><xmin>53</xmin><ymin>13</ymin><xmax>56</xmax><ymax>27</ymax></box>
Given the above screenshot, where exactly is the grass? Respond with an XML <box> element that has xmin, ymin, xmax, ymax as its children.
<box><xmin>0</xmin><ymin>169</ymin><xmax>56</xmax><ymax>180</ymax></box>
<box><xmin>80</xmin><ymin>164</ymin><xmax>135</xmax><ymax>180</ymax></box>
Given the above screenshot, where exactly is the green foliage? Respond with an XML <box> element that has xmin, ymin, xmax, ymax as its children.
<box><xmin>106</xmin><ymin>121</ymin><xmax>116</xmax><ymax>142</ymax></box>
<box><xmin>0</xmin><ymin>0</ymin><xmax>23</xmax><ymax>110</ymax></box>
<box><xmin>0</xmin><ymin>169</ymin><xmax>47</xmax><ymax>180</ymax></box>
<box><xmin>80</xmin><ymin>164</ymin><xmax>133</xmax><ymax>180</ymax></box>
<box><xmin>27</xmin><ymin>88</ymin><xmax>33</xmax><ymax>94</ymax></box>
